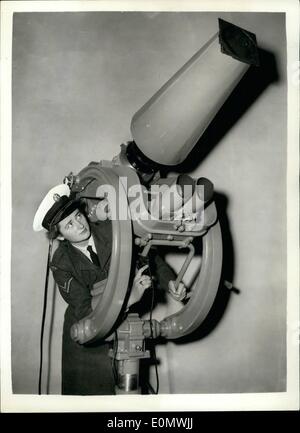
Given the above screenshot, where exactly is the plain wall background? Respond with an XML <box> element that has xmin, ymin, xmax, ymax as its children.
<box><xmin>11</xmin><ymin>12</ymin><xmax>287</xmax><ymax>394</ymax></box>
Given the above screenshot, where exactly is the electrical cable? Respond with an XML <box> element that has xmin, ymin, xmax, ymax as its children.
<box><xmin>112</xmin><ymin>330</ymin><xmax>119</xmax><ymax>385</ymax></box>
<box><xmin>147</xmin><ymin>257</ymin><xmax>159</xmax><ymax>395</ymax></box>
<box><xmin>38</xmin><ymin>238</ymin><xmax>53</xmax><ymax>395</ymax></box>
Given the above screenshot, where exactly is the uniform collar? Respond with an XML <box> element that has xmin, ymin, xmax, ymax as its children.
<box><xmin>62</xmin><ymin>222</ymin><xmax>112</xmax><ymax>271</ymax></box>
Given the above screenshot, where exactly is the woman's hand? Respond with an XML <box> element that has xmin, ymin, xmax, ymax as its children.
<box><xmin>168</xmin><ymin>280</ymin><xmax>187</xmax><ymax>302</ymax></box>
<box><xmin>127</xmin><ymin>265</ymin><xmax>152</xmax><ymax>308</ymax></box>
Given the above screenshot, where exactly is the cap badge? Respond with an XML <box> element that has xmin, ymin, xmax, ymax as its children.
<box><xmin>53</xmin><ymin>193</ymin><xmax>61</xmax><ymax>202</ymax></box>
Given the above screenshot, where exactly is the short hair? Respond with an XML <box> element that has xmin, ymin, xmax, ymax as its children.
<box><xmin>47</xmin><ymin>224</ymin><xmax>60</xmax><ymax>240</ymax></box>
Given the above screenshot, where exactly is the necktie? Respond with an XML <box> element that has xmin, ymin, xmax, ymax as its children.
<box><xmin>87</xmin><ymin>245</ymin><xmax>100</xmax><ymax>267</ymax></box>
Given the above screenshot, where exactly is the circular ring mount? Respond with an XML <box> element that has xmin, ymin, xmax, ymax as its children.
<box><xmin>70</xmin><ymin>163</ymin><xmax>223</xmax><ymax>344</ymax></box>
<box><xmin>70</xmin><ymin>164</ymin><xmax>133</xmax><ymax>343</ymax></box>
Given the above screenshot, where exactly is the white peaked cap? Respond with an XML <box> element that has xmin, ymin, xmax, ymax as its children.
<box><xmin>33</xmin><ymin>184</ymin><xmax>71</xmax><ymax>232</ymax></box>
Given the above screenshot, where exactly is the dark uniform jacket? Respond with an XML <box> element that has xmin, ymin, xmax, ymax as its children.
<box><xmin>50</xmin><ymin>219</ymin><xmax>176</xmax><ymax>395</ymax></box>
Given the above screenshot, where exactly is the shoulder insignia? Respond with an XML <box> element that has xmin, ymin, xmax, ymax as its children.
<box><xmin>58</xmin><ymin>277</ymin><xmax>73</xmax><ymax>294</ymax></box>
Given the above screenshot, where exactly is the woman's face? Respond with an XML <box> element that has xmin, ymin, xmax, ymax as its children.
<box><xmin>58</xmin><ymin>209</ymin><xmax>91</xmax><ymax>244</ymax></box>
